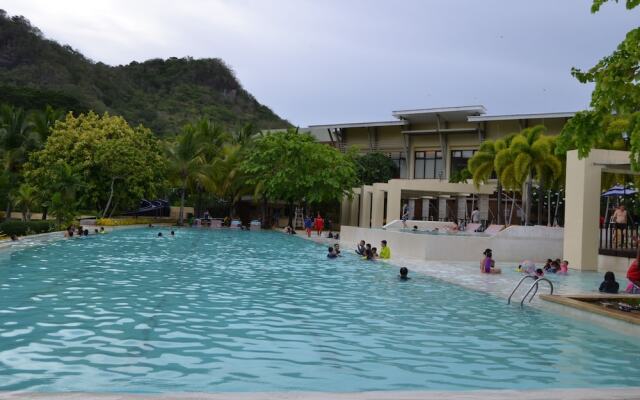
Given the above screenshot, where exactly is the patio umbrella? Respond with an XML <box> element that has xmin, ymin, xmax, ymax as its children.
<box><xmin>602</xmin><ymin>185</ymin><xmax>637</xmax><ymax>197</ymax></box>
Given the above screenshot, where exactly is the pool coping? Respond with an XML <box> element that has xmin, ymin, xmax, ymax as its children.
<box><xmin>540</xmin><ymin>294</ymin><xmax>640</xmax><ymax>325</ymax></box>
<box><xmin>1</xmin><ymin>387</ymin><xmax>640</xmax><ymax>399</ymax></box>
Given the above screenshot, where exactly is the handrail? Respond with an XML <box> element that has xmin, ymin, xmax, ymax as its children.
<box><xmin>520</xmin><ymin>278</ymin><xmax>554</xmax><ymax>307</ymax></box>
<box><xmin>507</xmin><ymin>275</ymin><xmax>537</xmax><ymax>304</ymax></box>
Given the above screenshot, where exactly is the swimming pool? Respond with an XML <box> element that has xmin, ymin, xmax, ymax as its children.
<box><xmin>0</xmin><ymin>228</ymin><xmax>639</xmax><ymax>393</ymax></box>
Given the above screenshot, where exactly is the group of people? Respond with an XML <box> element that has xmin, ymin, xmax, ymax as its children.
<box><xmin>157</xmin><ymin>230</ymin><xmax>175</xmax><ymax>237</ymax></box>
<box><xmin>64</xmin><ymin>225</ymin><xmax>107</xmax><ymax>238</ymax></box>
<box><xmin>304</xmin><ymin>214</ymin><xmax>328</xmax><ymax>237</ymax></box>
<box><xmin>354</xmin><ymin>239</ymin><xmax>391</xmax><ymax>261</ymax></box>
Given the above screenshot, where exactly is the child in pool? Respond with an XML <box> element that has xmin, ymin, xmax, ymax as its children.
<box><xmin>557</xmin><ymin>260</ymin><xmax>569</xmax><ymax>275</ymax></box>
<box><xmin>599</xmin><ymin>271</ymin><xmax>619</xmax><ymax>293</ymax></box>
<box><xmin>480</xmin><ymin>249</ymin><xmax>501</xmax><ymax>274</ymax></box>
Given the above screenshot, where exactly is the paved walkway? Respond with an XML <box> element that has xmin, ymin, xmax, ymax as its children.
<box><xmin>1</xmin><ymin>387</ymin><xmax>640</xmax><ymax>400</ymax></box>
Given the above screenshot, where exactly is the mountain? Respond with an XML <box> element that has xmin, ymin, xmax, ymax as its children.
<box><xmin>0</xmin><ymin>10</ymin><xmax>290</xmax><ymax>135</ymax></box>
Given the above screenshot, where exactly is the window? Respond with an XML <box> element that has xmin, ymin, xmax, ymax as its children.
<box><xmin>414</xmin><ymin>150</ymin><xmax>443</xmax><ymax>179</ymax></box>
<box><xmin>450</xmin><ymin>150</ymin><xmax>477</xmax><ymax>176</ymax></box>
<box><xmin>386</xmin><ymin>152</ymin><xmax>407</xmax><ymax>179</ymax></box>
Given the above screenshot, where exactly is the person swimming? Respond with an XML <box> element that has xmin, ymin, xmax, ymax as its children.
<box><xmin>599</xmin><ymin>271</ymin><xmax>619</xmax><ymax>293</ymax></box>
<box><xmin>356</xmin><ymin>240</ymin><xmax>366</xmax><ymax>256</ymax></box>
<box><xmin>170</xmin><ymin>230</ymin><xmax>175</xmax><ymax>236</ymax></box>
<box><xmin>399</xmin><ymin>267</ymin><xmax>410</xmax><ymax>280</ymax></box>
<box><xmin>157</xmin><ymin>232</ymin><xmax>163</xmax><ymax>237</ymax></box>
<box><xmin>327</xmin><ymin>246</ymin><xmax>337</xmax><ymax>259</ymax></box>
<box><xmin>333</xmin><ymin>243</ymin><xmax>341</xmax><ymax>256</ymax></box>
<box><xmin>99</xmin><ymin>227</ymin><xmax>106</xmax><ymax>234</ymax></box>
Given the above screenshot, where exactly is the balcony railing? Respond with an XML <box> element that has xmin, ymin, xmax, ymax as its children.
<box><xmin>599</xmin><ymin>222</ymin><xmax>639</xmax><ymax>258</ymax></box>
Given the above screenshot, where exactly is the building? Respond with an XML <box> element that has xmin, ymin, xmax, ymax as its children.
<box><xmin>309</xmin><ymin>105</ymin><xmax>575</xmax><ymax>228</ymax></box>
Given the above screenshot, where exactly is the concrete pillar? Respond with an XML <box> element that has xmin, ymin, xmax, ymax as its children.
<box><xmin>422</xmin><ymin>198</ymin><xmax>430</xmax><ymax>220</ymax></box>
<box><xmin>359</xmin><ymin>189</ymin><xmax>372</xmax><ymax>228</ymax></box>
<box><xmin>478</xmin><ymin>194</ymin><xmax>489</xmax><ymax>221</ymax></box>
<box><xmin>563</xmin><ymin>151</ymin><xmax>601</xmax><ymax>271</ymax></box>
<box><xmin>340</xmin><ymin>195</ymin><xmax>350</xmax><ymax>226</ymax></box>
<box><xmin>456</xmin><ymin>196</ymin><xmax>467</xmax><ymax>220</ymax></box>
<box><xmin>408</xmin><ymin>199</ymin><xmax>415</xmax><ymax>220</ymax></box>
<box><xmin>438</xmin><ymin>197</ymin><xmax>447</xmax><ymax>221</ymax></box>
<box><xmin>349</xmin><ymin>194</ymin><xmax>360</xmax><ymax>227</ymax></box>
<box><xmin>386</xmin><ymin>185</ymin><xmax>401</xmax><ymax>223</ymax></box>
<box><xmin>371</xmin><ymin>188</ymin><xmax>385</xmax><ymax>228</ymax></box>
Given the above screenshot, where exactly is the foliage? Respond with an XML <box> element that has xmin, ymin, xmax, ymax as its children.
<box><xmin>556</xmin><ymin>1</ymin><xmax>640</xmax><ymax>167</ymax></box>
<box><xmin>448</xmin><ymin>167</ymin><xmax>471</xmax><ymax>184</ymax></box>
<box><xmin>24</xmin><ymin>112</ymin><xmax>166</xmax><ymax>219</ymax></box>
<box><xmin>0</xmin><ymin>219</ymin><xmax>55</xmax><ymax>236</ymax></box>
<box><xmin>0</xmin><ymin>10</ymin><xmax>289</xmax><ymax>135</ymax></box>
<box><xmin>468</xmin><ymin>135</ymin><xmax>515</xmax><ymax>187</ymax></box>
<box><xmin>355</xmin><ymin>152</ymin><xmax>398</xmax><ymax>185</ymax></box>
<box><xmin>242</xmin><ymin>129</ymin><xmax>359</xmax><ymax>207</ymax></box>
<box><xmin>12</xmin><ymin>184</ymin><xmax>37</xmax><ymax>221</ymax></box>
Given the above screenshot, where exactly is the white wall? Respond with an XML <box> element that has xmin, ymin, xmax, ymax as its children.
<box><xmin>341</xmin><ymin>225</ymin><xmax>563</xmax><ymax>264</ymax></box>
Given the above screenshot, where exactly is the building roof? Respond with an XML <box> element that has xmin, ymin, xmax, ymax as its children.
<box><xmin>392</xmin><ymin>105</ymin><xmax>486</xmax><ymax>123</ymax></box>
<box><xmin>468</xmin><ymin>111</ymin><xmax>576</xmax><ymax>122</ymax></box>
<box><xmin>308</xmin><ymin>120</ymin><xmax>408</xmax><ymax>129</ymax></box>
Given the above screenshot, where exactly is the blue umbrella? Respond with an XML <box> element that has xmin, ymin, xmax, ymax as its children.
<box><xmin>602</xmin><ymin>185</ymin><xmax>637</xmax><ymax>197</ymax></box>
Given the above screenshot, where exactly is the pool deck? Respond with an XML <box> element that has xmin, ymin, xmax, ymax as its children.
<box><xmin>2</xmin><ymin>387</ymin><xmax>640</xmax><ymax>400</ymax></box>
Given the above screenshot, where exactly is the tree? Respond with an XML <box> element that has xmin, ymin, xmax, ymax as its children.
<box><xmin>24</xmin><ymin>112</ymin><xmax>165</xmax><ymax>219</ymax></box>
<box><xmin>498</xmin><ymin>126</ymin><xmax>562</xmax><ymax>225</ymax></box>
<box><xmin>12</xmin><ymin>184</ymin><xmax>37</xmax><ymax>221</ymax></box>
<box><xmin>356</xmin><ymin>152</ymin><xmax>398</xmax><ymax>185</ymax></box>
<box><xmin>468</xmin><ymin>136</ymin><xmax>513</xmax><ymax>224</ymax></box>
<box><xmin>556</xmin><ymin>1</ymin><xmax>639</xmax><ymax>166</ymax></box>
<box><xmin>242</xmin><ymin>128</ymin><xmax>359</xmax><ymax>224</ymax></box>
<box><xmin>164</xmin><ymin>129</ymin><xmax>208</xmax><ymax>225</ymax></box>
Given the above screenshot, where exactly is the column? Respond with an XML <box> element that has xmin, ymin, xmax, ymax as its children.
<box><xmin>456</xmin><ymin>196</ymin><xmax>467</xmax><ymax>220</ymax></box>
<box><xmin>386</xmin><ymin>185</ymin><xmax>401</xmax><ymax>223</ymax></box>
<box><xmin>438</xmin><ymin>197</ymin><xmax>447</xmax><ymax>221</ymax></box>
<box><xmin>349</xmin><ymin>194</ymin><xmax>360</xmax><ymax>227</ymax></box>
<box><xmin>563</xmin><ymin>151</ymin><xmax>601</xmax><ymax>271</ymax></box>
<box><xmin>421</xmin><ymin>198</ymin><xmax>430</xmax><ymax>220</ymax></box>
<box><xmin>359</xmin><ymin>189</ymin><xmax>372</xmax><ymax>228</ymax></box>
<box><xmin>371</xmin><ymin>188</ymin><xmax>385</xmax><ymax>228</ymax></box>
<box><xmin>478</xmin><ymin>194</ymin><xmax>489</xmax><ymax>221</ymax></box>
<box><xmin>340</xmin><ymin>194</ymin><xmax>350</xmax><ymax>226</ymax></box>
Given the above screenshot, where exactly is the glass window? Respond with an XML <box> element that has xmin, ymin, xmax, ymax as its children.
<box><xmin>450</xmin><ymin>149</ymin><xmax>477</xmax><ymax>176</ymax></box>
<box><xmin>414</xmin><ymin>150</ymin><xmax>443</xmax><ymax>179</ymax></box>
<box><xmin>386</xmin><ymin>152</ymin><xmax>406</xmax><ymax>179</ymax></box>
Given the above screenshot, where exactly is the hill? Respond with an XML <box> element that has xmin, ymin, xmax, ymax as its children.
<box><xmin>0</xmin><ymin>10</ymin><xmax>289</xmax><ymax>135</ymax></box>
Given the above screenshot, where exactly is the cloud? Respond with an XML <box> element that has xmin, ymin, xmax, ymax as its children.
<box><xmin>2</xmin><ymin>0</ymin><xmax>638</xmax><ymax>126</ymax></box>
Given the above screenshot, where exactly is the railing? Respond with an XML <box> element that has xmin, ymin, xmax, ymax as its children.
<box><xmin>507</xmin><ymin>276</ymin><xmax>554</xmax><ymax>307</ymax></box>
<box><xmin>599</xmin><ymin>222</ymin><xmax>639</xmax><ymax>258</ymax></box>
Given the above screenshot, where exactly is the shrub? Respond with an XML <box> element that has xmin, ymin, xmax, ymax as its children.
<box><xmin>0</xmin><ymin>220</ymin><xmax>57</xmax><ymax>237</ymax></box>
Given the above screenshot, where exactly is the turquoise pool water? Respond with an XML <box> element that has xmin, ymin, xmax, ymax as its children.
<box><xmin>0</xmin><ymin>228</ymin><xmax>639</xmax><ymax>392</ymax></box>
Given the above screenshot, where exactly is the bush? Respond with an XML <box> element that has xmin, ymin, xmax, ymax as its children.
<box><xmin>0</xmin><ymin>220</ymin><xmax>57</xmax><ymax>236</ymax></box>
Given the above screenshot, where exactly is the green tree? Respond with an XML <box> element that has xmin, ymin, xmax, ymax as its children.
<box><xmin>12</xmin><ymin>184</ymin><xmax>37</xmax><ymax>221</ymax></box>
<box><xmin>164</xmin><ymin>129</ymin><xmax>208</xmax><ymax>225</ymax></box>
<box><xmin>24</xmin><ymin>112</ymin><xmax>165</xmax><ymax>219</ymax></box>
<box><xmin>356</xmin><ymin>152</ymin><xmax>398</xmax><ymax>185</ymax></box>
<box><xmin>243</xmin><ymin>128</ymin><xmax>359</xmax><ymax>224</ymax></box>
<box><xmin>497</xmin><ymin>126</ymin><xmax>562</xmax><ymax>225</ymax></box>
<box><xmin>556</xmin><ymin>1</ymin><xmax>640</xmax><ymax>165</ymax></box>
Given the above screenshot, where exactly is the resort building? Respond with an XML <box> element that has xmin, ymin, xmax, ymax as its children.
<box><xmin>309</xmin><ymin>105</ymin><xmax>575</xmax><ymax>229</ymax></box>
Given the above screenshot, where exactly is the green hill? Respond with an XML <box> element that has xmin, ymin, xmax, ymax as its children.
<box><xmin>0</xmin><ymin>10</ymin><xmax>290</xmax><ymax>135</ymax></box>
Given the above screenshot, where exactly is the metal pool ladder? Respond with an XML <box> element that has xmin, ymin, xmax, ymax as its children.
<box><xmin>507</xmin><ymin>276</ymin><xmax>554</xmax><ymax>307</ymax></box>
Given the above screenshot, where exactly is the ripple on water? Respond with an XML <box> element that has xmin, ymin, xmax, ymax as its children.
<box><xmin>0</xmin><ymin>228</ymin><xmax>639</xmax><ymax>392</ymax></box>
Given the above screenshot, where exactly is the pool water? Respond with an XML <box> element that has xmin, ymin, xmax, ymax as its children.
<box><xmin>0</xmin><ymin>228</ymin><xmax>639</xmax><ymax>392</ymax></box>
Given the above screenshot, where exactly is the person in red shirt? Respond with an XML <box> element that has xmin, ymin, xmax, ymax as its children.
<box><xmin>314</xmin><ymin>214</ymin><xmax>324</xmax><ymax>237</ymax></box>
<box><xmin>627</xmin><ymin>251</ymin><xmax>640</xmax><ymax>287</ymax></box>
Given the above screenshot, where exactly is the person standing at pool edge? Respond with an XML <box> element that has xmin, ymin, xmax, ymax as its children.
<box><xmin>304</xmin><ymin>216</ymin><xmax>313</xmax><ymax>237</ymax></box>
<box><xmin>379</xmin><ymin>240</ymin><xmax>391</xmax><ymax>259</ymax></box>
<box><xmin>401</xmin><ymin>203</ymin><xmax>409</xmax><ymax>228</ymax></box>
<box><xmin>314</xmin><ymin>213</ymin><xmax>324</xmax><ymax>237</ymax></box>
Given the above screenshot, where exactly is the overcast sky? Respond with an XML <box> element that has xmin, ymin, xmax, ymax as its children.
<box><xmin>2</xmin><ymin>0</ymin><xmax>638</xmax><ymax>126</ymax></box>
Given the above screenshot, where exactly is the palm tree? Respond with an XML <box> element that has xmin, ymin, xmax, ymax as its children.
<box><xmin>32</xmin><ymin>105</ymin><xmax>64</xmax><ymax>144</ymax></box>
<box><xmin>500</xmin><ymin>126</ymin><xmax>562</xmax><ymax>225</ymax></box>
<box><xmin>205</xmin><ymin>144</ymin><xmax>253</xmax><ymax>216</ymax></box>
<box><xmin>468</xmin><ymin>136</ymin><xmax>514</xmax><ymax>225</ymax></box>
<box><xmin>0</xmin><ymin>105</ymin><xmax>36</xmax><ymax>219</ymax></box>
<box><xmin>12</xmin><ymin>184</ymin><xmax>37</xmax><ymax>221</ymax></box>
<box><xmin>165</xmin><ymin>130</ymin><xmax>208</xmax><ymax>225</ymax></box>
